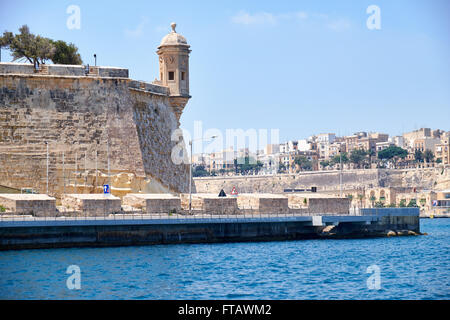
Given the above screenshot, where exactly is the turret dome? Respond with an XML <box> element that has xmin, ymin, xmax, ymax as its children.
<box><xmin>159</xmin><ymin>23</ymin><xmax>189</xmax><ymax>47</ymax></box>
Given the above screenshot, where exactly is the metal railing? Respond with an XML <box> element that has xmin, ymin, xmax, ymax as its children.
<box><xmin>0</xmin><ymin>205</ymin><xmax>371</xmax><ymax>224</ymax></box>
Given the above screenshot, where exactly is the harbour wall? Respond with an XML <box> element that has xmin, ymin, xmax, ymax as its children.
<box><xmin>0</xmin><ymin>209</ymin><xmax>420</xmax><ymax>250</ymax></box>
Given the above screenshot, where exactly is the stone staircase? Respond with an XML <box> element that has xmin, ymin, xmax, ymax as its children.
<box><xmin>87</xmin><ymin>66</ymin><xmax>99</xmax><ymax>76</ymax></box>
<box><xmin>36</xmin><ymin>64</ymin><xmax>49</xmax><ymax>75</ymax></box>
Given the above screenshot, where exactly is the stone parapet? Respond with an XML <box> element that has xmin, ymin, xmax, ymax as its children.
<box><xmin>128</xmin><ymin>80</ymin><xmax>169</xmax><ymax>95</ymax></box>
<box><xmin>0</xmin><ymin>62</ymin><xmax>129</xmax><ymax>78</ymax></box>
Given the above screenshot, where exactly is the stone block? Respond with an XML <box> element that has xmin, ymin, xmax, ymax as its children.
<box><xmin>61</xmin><ymin>194</ymin><xmax>121</xmax><ymax>216</ymax></box>
<box><xmin>123</xmin><ymin>193</ymin><xmax>181</xmax><ymax>214</ymax></box>
<box><xmin>236</xmin><ymin>194</ymin><xmax>289</xmax><ymax>214</ymax></box>
<box><xmin>307</xmin><ymin>198</ymin><xmax>350</xmax><ymax>215</ymax></box>
<box><xmin>180</xmin><ymin>193</ymin><xmax>238</xmax><ymax>214</ymax></box>
<box><xmin>0</xmin><ymin>193</ymin><xmax>56</xmax><ymax>216</ymax></box>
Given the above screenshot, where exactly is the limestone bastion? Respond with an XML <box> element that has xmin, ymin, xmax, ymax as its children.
<box><xmin>0</xmin><ymin>23</ymin><xmax>193</xmax><ymax>198</ymax></box>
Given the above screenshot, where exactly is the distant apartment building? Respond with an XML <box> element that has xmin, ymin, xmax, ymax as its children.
<box><xmin>258</xmin><ymin>153</ymin><xmax>279</xmax><ymax>175</ymax></box>
<box><xmin>279</xmin><ymin>150</ymin><xmax>318</xmax><ymax>173</ymax></box>
<box><xmin>192</xmin><ymin>153</ymin><xmax>210</xmax><ymax>168</ymax></box>
<box><xmin>280</xmin><ymin>141</ymin><xmax>298</xmax><ymax>153</ymax></box>
<box><xmin>376</xmin><ymin>141</ymin><xmax>395</xmax><ymax>152</ymax></box>
<box><xmin>209</xmin><ymin>147</ymin><xmax>235</xmax><ymax>172</ymax></box>
<box><xmin>264</xmin><ymin>143</ymin><xmax>280</xmax><ymax>155</ymax></box>
<box><xmin>413</xmin><ymin>137</ymin><xmax>441</xmax><ymax>153</ymax></box>
<box><xmin>389</xmin><ymin>136</ymin><xmax>405</xmax><ymax>148</ymax></box>
<box><xmin>403</xmin><ymin>128</ymin><xmax>431</xmax><ymax>149</ymax></box>
<box><xmin>317</xmin><ymin>133</ymin><xmax>336</xmax><ymax>144</ymax></box>
<box><xmin>345</xmin><ymin>132</ymin><xmax>388</xmax><ymax>154</ymax></box>
<box><xmin>297</xmin><ymin>139</ymin><xmax>312</xmax><ymax>152</ymax></box>
<box><xmin>236</xmin><ymin>148</ymin><xmax>251</xmax><ymax>159</ymax></box>
<box><xmin>435</xmin><ymin>133</ymin><xmax>450</xmax><ymax>165</ymax></box>
<box><xmin>328</xmin><ymin>142</ymin><xmax>344</xmax><ymax>159</ymax></box>
<box><xmin>432</xmin><ymin>189</ymin><xmax>450</xmax><ymax>215</ymax></box>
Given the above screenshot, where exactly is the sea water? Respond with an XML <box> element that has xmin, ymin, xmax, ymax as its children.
<box><xmin>0</xmin><ymin>219</ymin><xmax>448</xmax><ymax>300</ymax></box>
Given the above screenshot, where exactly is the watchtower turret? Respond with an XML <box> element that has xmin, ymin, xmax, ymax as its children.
<box><xmin>157</xmin><ymin>22</ymin><xmax>191</xmax><ymax>121</ymax></box>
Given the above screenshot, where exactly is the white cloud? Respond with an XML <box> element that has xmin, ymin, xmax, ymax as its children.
<box><xmin>155</xmin><ymin>25</ymin><xmax>169</xmax><ymax>33</ymax></box>
<box><xmin>231</xmin><ymin>11</ymin><xmax>311</xmax><ymax>25</ymax></box>
<box><xmin>124</xmin><ymin>17</ymin><xmax>149</xmax><ymax>38</ymax></box>
<box><xmin>296</xmin><ymin>11</ymin><xmax>308</xmax><ymax>20</ymax></box>
<box><xmin>327</xmin><ymin>19</ymin><xmax>351</xmax><ymax>32</ymax></box>
<box><xmin>231</xmin><ymin>10</ymin><xmax>351</xmax><ymax>32</ymax></box>
<box><xmin>231</xmin><ymin>11</ymin><xmax>277</xmax><ymax>25</ymax></box>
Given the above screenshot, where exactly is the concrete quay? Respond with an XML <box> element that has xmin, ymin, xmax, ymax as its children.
<box><xmin>0</xmin><ymin>208</ymin><xmax>421</xmax><ymax>250</ymax></box>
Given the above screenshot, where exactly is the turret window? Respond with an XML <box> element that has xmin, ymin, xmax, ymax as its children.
<box><xmin>181</xmin><ymin>72</ymin><xmax>185</xmax><ymax>81</ymax></box>
<box><xmin>168</xmin><ymin>71</ymin><xmax>175</xmax><ymax>81</ymax></box>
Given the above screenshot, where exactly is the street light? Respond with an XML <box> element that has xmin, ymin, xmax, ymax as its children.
<box><xmin>339</xmin><ymin>149</ymin><xmax>343</xmax><ymax>198</ymax></box>
<box><xmin>189</xmin><ymin>135</ymin><xmax>218</xmax><ymax>214</ymax></box>
<box><xmin>45</xmin><ymin>142</ymin><xmax>49</xmax><ymax>195</ymax></box>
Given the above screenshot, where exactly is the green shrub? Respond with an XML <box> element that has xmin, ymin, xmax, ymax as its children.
<box><xmin>0</xmin><ymin>205</ymin><xmax>6</xmax><ymax>213</ymax></box>
<box><xmin>407</xmin><ymin>199</ymin><xmax>419</xmax><ymax>207</ymax></box>
<box><xmin>374</xmin><ymin>201</ymin><xmax>385</xmax><ymax>208</ymax></box>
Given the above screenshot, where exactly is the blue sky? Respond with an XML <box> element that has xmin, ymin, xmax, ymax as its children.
<box><xmin>1</xmin><ymin>0</ymin><xmax>449</xmax><ymax>149</ymax></box>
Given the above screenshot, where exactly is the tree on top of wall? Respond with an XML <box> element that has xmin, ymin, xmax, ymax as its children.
<box><xmin>51</xmin><ymin>40</ymin><xmax>82</xmax><ymax>65</ymax></box>
<box><xmin>350</xmin><ymin>148</ymin><xmax>369</xmax><ymax>169</ymax></box>
<box><xmin>377</xmin><ymin>146</ymin><xmax>408</xmax><ymax>168</ymax></box>
<box><xmin>294</xmin><ymin>156</ymin><xmax>313</xmax><ymax>171</ymax></box>
<box><xmin>399</xmin><ymin>199</ymin><xmax>407</xmax><ymax>207</ymax></box>
<box><xmin>0</xmin><ymin>25</ymin><xmax>82</xmax><ymax>67</ymax></box>
<box><xmin>407</xmin><ymin>199</ymin><xmax>419</xmax><ymax>207</ymax></box>
<box><xmin>414</xmin><ymin>149</ymin><xmax>424</xmax><ymax>163</ymax></box>
<box><xmin>193</xmin><ymin>165</ymin><xmax>209</xmax><ymax>177</ymax></box>
<box><xmin>330</xmin><ymin>152</ymin><xmax>349</xmax><ymax>167</ymax></box>
<box><xmin>424</xmin><ymin>149</ymin><xmax>434</xmax><ymax>163</ymax></box>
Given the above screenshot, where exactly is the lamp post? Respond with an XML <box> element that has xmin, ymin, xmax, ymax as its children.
<box><xmin>189</xmin><ymin>135</ymin><xmax>217</xmax><ymax>214</ymax></box>
<box><xmin>94</xmin><ymin>54</ymin><xmax>97</xmax><ymax>67</ymax></box>
<box><xmin>339</xmin><ymin>150</ymin><xmax>342</xmax><ymax>198</ymax></box>
<box><xmin>45</xmin><ymin>142</ymin><xmax>49</xmax><ymax>195</ymax></box>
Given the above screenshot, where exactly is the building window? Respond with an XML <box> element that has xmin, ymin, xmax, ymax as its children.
<box><xmin>168</xmin><ymin>71</ymin><xmax>175</xmax><ymax>81</ymax></box>
<box><xmin>181</xmin><ymin>72</ymin><xmax>185</xmax><ymax>81</ymax></box>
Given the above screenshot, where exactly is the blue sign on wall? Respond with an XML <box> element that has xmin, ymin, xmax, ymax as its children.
<box><xmin>103</xmin><ymin>184</ymin><xmax>110</xmax><ymax>194</ymax></box>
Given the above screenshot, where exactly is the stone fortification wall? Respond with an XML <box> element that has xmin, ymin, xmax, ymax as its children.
<box><xmin>0</xmin><ymin>64</ymin><xmax>190</xmax><ymax>197</ymax></box>
<box><xmin>194</xmin><ymin>167</ymin><xmax>450</xmax><ymax>195</ymax></box>
<box><xmin>0</xmin><ymin>62</ymin><xmax>129</xmax><ymax>78</ymax></box>
<box><xmin>195</xmin><ymin>170</ymin><xmax>380</xmax><ymax>194</ymax></box>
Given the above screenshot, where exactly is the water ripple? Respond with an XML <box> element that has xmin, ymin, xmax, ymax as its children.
<box><xmin>0</xmin><ymin>219</ymin><xmax>449</xmax><ymax>299</ymax></box>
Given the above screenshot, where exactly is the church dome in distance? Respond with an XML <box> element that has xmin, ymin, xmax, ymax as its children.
<box><xmin>159</xmin><ymin>22</ymin><xmax>189</xmax><ymax>47</ymax></box>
